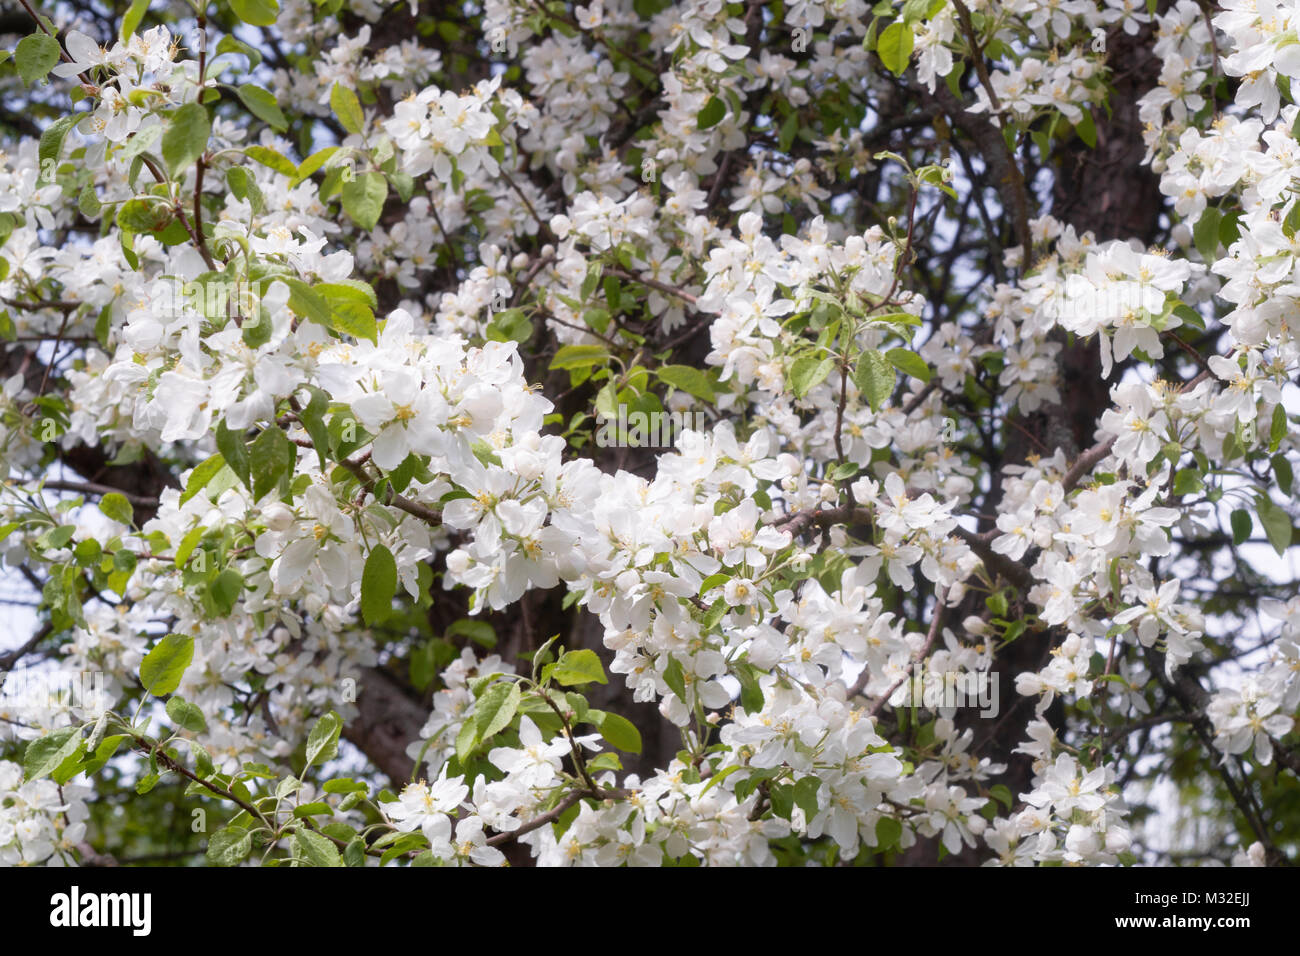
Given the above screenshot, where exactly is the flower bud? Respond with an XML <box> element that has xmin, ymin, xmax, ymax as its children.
<box><xmin>262</xmin><ymin>503</ymin><xmax>295</xmax><ymax>531</ymax></box>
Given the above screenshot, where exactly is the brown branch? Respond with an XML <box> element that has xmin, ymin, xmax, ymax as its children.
<box><xmin>1061</xmin><ymin>436</ymin><xmax>1116</xmax><ymax>493</ymax></box>
<box><xmin>607</xmin><ymin>268</ymin><xmax>699</xmax><ymax>306</ymax></box>
<box><xmin>950</xmin><ymin>524</ymin><xmax>1034</xmax><ymax>589</ymax></box>
<box><xmin>1060</xmin><ymin>369</ymin><xmax>1214</xmax><ymax>493</ymax></box>
<box><xmin>921</xmin><ymin>56</ymin><xmax>1032</xmax><ymax>257</ymax></box>
<box><xmin>948</xmin><ymin>0</ymin><xmax>1033</xmax><ymax>254</ymax></box>
<box><xmin>0</xmin><ymin>621</ymin><xmax>53</xmax><ymax>671</ymax></box>
<box><xmin>1271</xmin><ymin>738</ymin><xmax>1300</xmax><ymax>779</ymax></box>
<box><xmin>857</xmin><ymin>600</ymin><xmax>947</xmax><ymax>714</ymax></box>
<box><xmin>35</xmin><ymin>480</ymin><xmax>159</xmax><ymax>508</ymax></box>
<box><xmin>336</xmin><ymin>457</ymin><xmax>442</xmax><ymax>527</ymax></box>
<box><xmin>485</xmin><ymin>786</ymin><xmax>630</xmax><ymax>848</ymax></box>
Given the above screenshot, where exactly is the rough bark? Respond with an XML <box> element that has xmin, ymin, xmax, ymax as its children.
<box><xmin>342</xmin><ymin>664</ymin><xmax>430</xmax><ymax>785</ymax></box>
<box><xmin>900</xmin><ymin>22</ymin><xmax>1170</xmax><ymax>865</ymax></box>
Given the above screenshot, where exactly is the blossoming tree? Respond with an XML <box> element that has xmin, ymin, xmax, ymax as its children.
<box><xmin>1</xmin><ymin>0</ymin><xmax>1298</xmax><ymax>867</ymax></box>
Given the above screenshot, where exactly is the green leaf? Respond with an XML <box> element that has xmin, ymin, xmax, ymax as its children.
<box><xmin>229</xmin><ymin>167</ymin><xmax>263</xmax><ymax>209</ymax></box>
<box><xmin>294</xmin><ymin>146</ymin><xmax>339</xmax><ymax>185</ymax></box>
<box><xmin>657</xmin><ymin>364</ymin><xmax>717</xmax><ymax>402</ymax></box>
<box><xmin>230</xmin><ymin>0</ymin><xmax>280</xmax><ymax>26</ymax></box>
<box><xmin>855</xmin><ymin>348</ymin><xmax>895</xmax><ymax>411</ymax></box>
<box><xmin>296</xmin><ymin>385</ymin><xmax>332</xmax><ymax>469</ymax></box>
<box><xmin>378</xmin><ymin>832</ymin><xmax>425</xmax><ymax>866</ymax></box>
<box><xmin>24</xmin><ymin>727</ymin><xmax>81</xmax><ymax>781</ymax></box>
<box><xmin>875</xmin><ymin>816</ymin><xmax>903</xmax><ymax>850</ymax></box>
<box><xmin>789</xmin><ymin>354</ymin><xmax>835</xmax><ymax>399</ymax></box>
<box><xmin>139</xmin><ymin>634</ymin><xmax>195</xmax><ymax>696</ymax></box>
<box><xmin>80</xmin><ymin>734</ymin><xmax>127</xmax><ymax>777</ymax></box>
<box><xmin>409</xmin><ymin>639</ymin><xmax>439</xmax><ymax>690</ymax></box>
<box><xmin>294</xmin><ymin>827</ymin><xmax>343</xmax><ymax>867</ymax></box>
<box><xmin>486</xmin><ymin>308</ymin><xmax>533</xmax><ymax>344</ymax></box>
<box><xmin>116</xmin><ymin>197</ymin><xmax>173</xmax><ymax>234</ymax></box>
<box><xmin>40</xmin><ymin>524</ymin><xmax>76</xmax><ymax>549</ymax></box>
<box><xmin>877</xmin><ymin>21</ymin><xmax>914</xmax><ymax>75</ymax></box>
<box><xmin>50</xmin><ymin>735</ymin><xmax>88</xmax><ymax>785</ymax></box>
<box><xmin>93</xmin><ymin>300</ymin><xmax>111</xmax><ymax>347</ymax></box>
<box><xmin>470</xmin><ymin>439</ymin><xmax>503</xmax><ymax>469</ymax></box>
<box><xmin>1075</xmin><ymin>108</ymin><xmax>1097</xmax><ymax>149</ymax></box>
<box><xmin>581</xmin><ymin>263</ymin><xmax>603</xmax><ymax>300</ymax></box>
<box><xmin>446</xmin><ymin>617</ymin><xmax>497</xmax><ymax>648</ymax></box>
<box><xmin>586</xmin><ymin>752</ymin><xmax>622</xmax><ymax>773</ymax></box>
<box><xmin>306</xmin><ymin>711</ymin><xmax>343</xmax><ymax>767</ymax></box>
<box><xmin>1271</xmin><ymin>404</ymin><xmax>1289</xmax><ymax>451</ymax></box>
<box><xmin>698</xmin><ymin>573</ymin><xmax>730</xmax><ymax>597</ymax></box>
<box><xmin>1230</xmin><ymin>508</ymin><xmax>1252</xmax><ymax>546</ymax></box>
<box><xmin>1284</xmin><ymin>202</ymin><xmax>1300</xmax><ymax>240</ymax></box>
<box><xmin>330</xmin><ymin>83</ymin><xmax>365</xmax><ymax>135</ymax></box>
<box><xmin>209</xmin><ymin>568</ymin><xmax>244</xmax><ymax>615</ymax></box>
<box><xmin>249</xmin><ymin>425</ymin><xmax>295</xmax><ymax>501</ymax></box>
<box><xmin>15</xmin><ymin>34</ymin><xmax>61</xmax><ymax>86</ymax></box>
<box><xmin>361</xmin><ymin>544</ymin><xmax>397</xmax><ymax>626</ymax></box>
<box><xmin>98</xmin><ymin>492</ymin><xmax>134</xmax><ymax>525</ymax></box>
<box><xmin>1171</xmin><ymin>468</ymin><xmax>1203</xmax><ymax>496</ymax></box>
<box><xmin>206</xmin><ymin>827</ymin><xmax>253</xmax><ymax>866</ymax></box>
<box><xmin>318</xmin><ymin>279</ymin><xmax>378</xmax><ymax>309</ymax></box>
<box><xmin>38</xmin><ymin>115</ymin><xmax>77</xmax><ymax>179</ymax></box>
<box><xmin>216</xmin><ymin>422</ymin><xmax>251</xmax><ymax>490</ymax></box>
<box><xmin>594</xmin><ymin>711</ymin><xmax>641</xmax><ymax>754</ymax></box>
<box><xmin>166</xmin><ymin>695</ymin><xmax>208</xmax><ymax>733</ymax></box>
<box><xmin>779</xmin><ymin>110</ymin><xmax>800</xmax><ymax>152</ymax></box>
<box><xmin>315</xmin><ymin>283</ymin><xmax>378</xmax><ymax>342</ymax></box>
<box><xmin>121</xmin><ymin>0</ymin><xmax>151</xmax><ymax>41</ymax></box>
<box><xmin>1002</xmin><ymin>620</ymin><xmax>1026</xmax><ymax>644</ymax></box>
<box><xmin>1256</xmin><ymin>494</ymin><xmax>1293</xmax><ymax>556</ymax></box>
<box><xmin>1170</xmin><ymin>303</ymin><xmax>1204</xmax><ymax>333</ymax></box>
<box><xmin>661</xmin><ymin>655</ymin><xmax>687</xmax><ymax>701</ymax></box>
<box><xmin>735</xmin><ymin>663</ymin><xmax>765</xmax><ymax>713</ymax></box>
<box><xmin>161</xmin><ymin>103</ymin><xmax>211</xmax><ymax>177</ymax></box>
<box><xmin>284</xmin><ymin>277</ymin><xmax>332</xmax><ymax>325</ymax></box>
<box><xmin>1274</xmin><ymin>454</ymin><xmax>1294</xmax><ymax>495</ymax></box>
<box><xmin>475</xmin><ymin>682</ymin><xmax>521</xmax><ymax>742</ymax></box>
<box><xmin>236</xmin><ymin>83</ymin><xmax>288</xmax><ymax>131</ymax></box>
<box><xmin>1193</xmin><ymin>207</ymin><xmax>1221</xmax><ymax>263</ymax></box>
<box><xmin>704</xmin><ymin>600</ymin><xmax>728</xmax><ymax>631</ymax></box>
<box><xmin>551</xmin><ymin>344</ymin><xmax>612</xmax><ymax>371</ymax></box>
<box><xmin>1223</xmin><ymin>429</ymin><xmax>1242</xmax><ymax>462</ymax></box>
<box><xmin>341</xmin><ymin>171</ymin><xmax>387</xmax><ymax>231</ymax></box>
<box><xmin>885</xmin><ymin>347</ymin><xmax>931</xmax><ymax>384</ymax></box>
<box><xmin>174</xmin><ymin>524</ymin><xmax>204</xmax><ymax>569</ymax></box>
<box><xmin>215</xmin><ymin>33</ymin><xmax>262</xmax><ymax>69</ymax></box>
<box><xmin>769</xmin><ymin>782</ymin><xmax>794</xmax><ymax>819</ymax></box>
<box><xmin>793</xmin><ymin>776</ymin><xmax>821</xmax><ymax>820</ymax></box>
<box><xmin>457</xmin><ymin>711</ymin><xmax>485</xmax><ymax>763</ymax></box>
<box><xmin>343</xmin><ymin>837</ymin><xmax>366</xmax><ymax>866</ymax></box>
<box><xmin>1220</xmin><ymin>210</ymin><xmax>1242</xmax><ymax>247</ymax></box>
<box><xmin>244</xmin><ymin>144</ymin><xmax>297</xmax><ymax>178</ymax></box>
<box><xmin>697</xmin><ymin>96</ymin><xmax>725</xmax><ymax>130</ymax></box>
<box><xmin>551</xmin><ymin>648</ymin><xmax>607</xmax><ymax>686</ymax></box>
